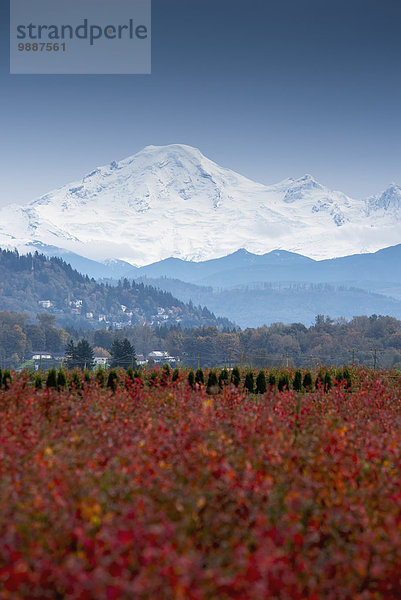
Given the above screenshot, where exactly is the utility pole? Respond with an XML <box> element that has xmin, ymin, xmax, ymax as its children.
<box><xmin>372</xmin><ymin>348</ymin><xmax>377</xmax><ymax>371</ymax></box>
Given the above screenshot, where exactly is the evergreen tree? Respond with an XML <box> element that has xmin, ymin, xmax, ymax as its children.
<box><xmin>133</xmin><ymin>369</ymin><xmax>142</xmax><ymax>382</ymax></box>
<box><xmin>95</xmin><ymin>366</ymin><xmax>105</xmax><ymax>387</ymax></box>
<box><xmin>268</xmin><ymin>372</ymin><xmax>276</xmax><ymax>389</ymax></box>
<box><xmin>302</xmin><ymin>371</ymin><xmax>313</xmax><ymax>391</ymax></box>
<box><xmin>293</xmin><ymin>369</ymin><xmax>303</xmax><ymax>392</ymax></box>
<box><xmin>65</xmin><ymin>339</ymin><xmax>76</xmax><ymax>370</ymax></box>
<box><xmin>172</xmin><ymin>368</ymin><xmax>179</xmax><ymax>382</ymax></box>
<box><xmin>75</xmin><ymin>340</ymin><xmax>95</xmax><ymax>370</ymax></box>
<box><xmin>244</xmin><ymin>371</ymin><xmax>254</xmax><ymax>394</ymax></box>
<box><xmin>2</xmin><ymin>370</ymin><xmax>12</xmax><ymax>390</ymax></box>
<box><xmin>107</xmin><ymin>369</ymin><xmax>118</xmax><ymax>392</ymax></box>
<box><xmin>188</xmin><ymin>370</ymin><xmax>195</xmax><ymax>389</ymax></box>
<box><xmin>195</xmin><ymin>368</ymin><xmax>204</xmax><ymax>385</ymax></box>
<box><xmin>110</xmin><ymin>338</ymin><xmax>136</xmax><ymax>369</ymax></box>
<box><xmin>255</xmin><ymin>370</ymin><xmax>267</xmax><ymax>394</ymax></box>
<box><xmin>230</xmin><ymin>366</ymin><xmax>241</xmax><ymax>387</ymax></box>
<box><xmin>148</xmin><ymin>370</ymin><xmax>158</xmax><ymax>386</ymax></box>
<box><xmin>65</xmin><ymin>339</ymin><xmax>94</xmax><ymax>370</ymax></box>
<box><xmin>57</xmin><ymin>368</ymin><xmax>66</xmax><ymax>390</ymax></box>
<box><xmin>163</xmin><ymin>363</ymin><xmax>171</xmax><ymax>376</ymax></box>
<box><xmin>126</xmin><ymin>366</ymin><xmax>135</xmax><ymax>384</ymax></box>
<box><xmin>218</xmin><ymin>367</ymin><xmax>229</xmax><ymax>388</ymax></box>
<box><xmin>315</xmin><ymin>368</ymin><xmax>325</xmax><ymax>390</ymax></box>
<box><xmin>342</xmin><ymin>365</ymin><xmax>352</xmax><ymax>390</ymax></box>
<box><xmin>84</xmin><ymin>368</ymin><xmax>91</xmax><ymax>384</ymax></box>
<box><xmin>160</xmin><ymin>364</ymin><xmax>171</xmax><ymax>386</ymax></box>
<box><xmin>324</xmin><ymin>371</ymin><xmax>333</xmax><ymax>392</ymax></box>
<box><xmin>207</xmin><ymin>370</ymin><xmax>218</xmax><ymax>394</ymax></box>
<box><xmin>70</xmin><ymin>371</ymin><xmax>82</xmax><ymax>391</ymax></box>
<box><xmin>34</xmin><ymin>373</ymin><xmax>43</xmax><ymax>390</ymax></box>
<box><xmin>335</xmin><ymin>368</ymin><xmax>343</xmax><ymax>384</ymax></box>
<box><xmin>46</xmin><ymin>367</ymin><xmax>58</xmax><ymax>389</ymax></box>
<box><xmin>278</xmin><ymin>372</ymin><xmax>290</xmax><ymax>392</ymax></box>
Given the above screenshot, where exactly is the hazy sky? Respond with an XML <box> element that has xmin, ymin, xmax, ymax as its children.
<box><xmin>1</xmin><ymin>0</ymin><xmax>401</xmax><ymax>207</ymax></box>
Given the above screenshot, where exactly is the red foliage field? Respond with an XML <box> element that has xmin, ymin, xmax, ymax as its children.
<box><xmin>1</xmin><ymin>369</ymin><xmax>401</xmax><ymax>599</ymax></box>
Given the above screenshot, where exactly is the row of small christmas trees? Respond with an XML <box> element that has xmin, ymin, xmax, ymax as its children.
<box><xmin>0</xmin><ymin>364</ymin><xmax>352</xmax><ymax>394</ymax></box>
<box><xmin>187</xmin><ymin>365</ymin><xmax>352</xmax><ymax>394</ymax></box>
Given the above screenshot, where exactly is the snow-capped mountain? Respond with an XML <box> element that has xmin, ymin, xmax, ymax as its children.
<box><xmin>365</xmin><ymin>184</ymin><xmax>401</xmax><ymax>217</ymax></box>
<box><xmin>0</xmin><ymin>144</ymin><xmax>400</xmax><ymax>265</ymax></box>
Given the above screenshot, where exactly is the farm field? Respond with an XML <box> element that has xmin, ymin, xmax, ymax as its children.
<box><xmin>1</xmin><ymin>367</ymin><xmax>401</xmax><ymax>599</ymax></box>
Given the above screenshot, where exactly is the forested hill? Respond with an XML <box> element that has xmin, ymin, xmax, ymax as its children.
<box><xmin>0</xmin><ymin>249</ymin><xmax>232</xmax><ymax>330</ymax></box>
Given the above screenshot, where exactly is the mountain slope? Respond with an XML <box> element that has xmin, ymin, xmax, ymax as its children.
<box><xmin>0</xmin><ymin>248</ymin><xmax>231</xmax><ymax>330</ymax></box>
<box><xmin>136</xmin><ymin>277</ymin><xmax>401</xmax><ymax>328</ymax></box>
<box><xmin>1</xmin><ymin>144</ymin><xmax>400</xmax><ymax>264</ymax></box>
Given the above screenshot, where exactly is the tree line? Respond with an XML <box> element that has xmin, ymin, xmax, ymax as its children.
<box><xmin>1</xmin><ymin>310</ymin><xmax>401</xmax><ymax>369</ymax></box>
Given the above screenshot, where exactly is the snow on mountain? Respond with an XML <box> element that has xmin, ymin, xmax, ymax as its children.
<box><xmin>0</xmin><ymin>144</ymin><xmax>400</xmax><ymax>265</ymax></box>
<box><xmin>365</xmin><ymin>184</ymin><xmax>401</xmax><ymax>217</ymax></box>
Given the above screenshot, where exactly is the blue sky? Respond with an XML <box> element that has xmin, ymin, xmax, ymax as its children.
<box><xmin>1</xmin><ymin>0</ymin><xmax>401</xmax><ymax>206</ymax></box>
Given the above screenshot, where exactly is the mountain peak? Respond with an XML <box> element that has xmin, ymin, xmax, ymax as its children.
<box><xmin>141</xmin><ymin>143</ymin><xmax>203</xmax><ymax>155</ymax></box>
<box><xmin>291</xmin><ymin>174</ymin><xmax>322</xmax><ymax>187</ymax></box>
<box><xmin>1</xmin><ymin>145</ymin><xmax>401</xmax><ymax>265</ymax></box>
<box><xmin>281</xmin><ymin>173</ymin><xmax>323</xmax><ymax>204</ymax></box>
<box><xmin>367</xmin><ymin>183</ymin><xmax>401</xmax><ymax>214</ymax></box>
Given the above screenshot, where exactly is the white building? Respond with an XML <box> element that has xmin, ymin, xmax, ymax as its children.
<box><xmin>38</xmin><ymin>300</ymin><xmax>53</xmax><ymax>309</ymax></box>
